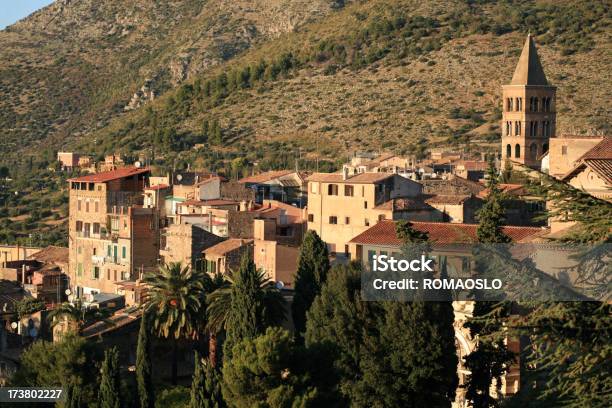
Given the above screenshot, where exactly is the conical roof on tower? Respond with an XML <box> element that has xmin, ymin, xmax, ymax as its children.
<box><xmin>510</xmin><ymin>34</ymin><xmax>549</xmax><ymax>86</ymax></box>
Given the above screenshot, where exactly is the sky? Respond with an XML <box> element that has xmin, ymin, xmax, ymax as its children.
<box><xmin>0</xmin><ymin>0</ymin><xmax>55</xmax><ymax>30</ymax></box>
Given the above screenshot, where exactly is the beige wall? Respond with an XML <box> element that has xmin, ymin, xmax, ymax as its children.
<box><xmin>0</xmin><ymin>245</ymin><xmax>40</xmax><ymax>264</ymax></box>
<box><xmin>501</xmin><ymin>85</ymin><xmax>556</xmax><ymax>168</ymax></box>
<box><xmin>253</xmin><ymin>240</ymin><xmax>299</xmax><ymax>288</ymax></box>
<box><xmin>307</xmin><ymin>176</ymin><xmax>421</xmax><ymax>253</ymax></box>
<box><xmin>548</xmin><ymin>137</ymin><xmax>603</xmax><ymax>178</ymax></box>
<box><xmin>566</xmin><ymin>167</ymin><xmax>611</xmax><ymax>201</ymax></box>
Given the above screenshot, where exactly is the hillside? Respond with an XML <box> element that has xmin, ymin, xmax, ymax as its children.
<box><xmin>0</xmin><ymin>0</ymin><xmax>610</xmax><ymax>166</ymax></box>
<box><xmin>0</xmin><ymin>0</ymin><xmax>346</xmax><ymax>159</ymax></box>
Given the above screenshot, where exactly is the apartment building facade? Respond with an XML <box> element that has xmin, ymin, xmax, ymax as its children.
<box><xmin>306</xmin><ymin>172</ymin><xmax>424</xmax><ymax>254</ymax></box>
<box><xmin>68</xmin><ymin>167</ymin><xmax>159</xmax><ymax>298</ymax></box>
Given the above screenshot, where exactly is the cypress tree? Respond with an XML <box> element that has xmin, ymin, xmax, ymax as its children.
<box><xmin>136</xmin><ymin>312</ymin><xmax>154</xmax><ymax>408</ymax></box>
<box><xmin>223</xmin><ymin>256</ymin><xmax>266</xmax><ymax>359</ymax></box>
<box><xmin>64</xmin><ymin>382</ymin><xmax>82</xmax><ymax>408</ymax></box>
<box><xmin>465</xmin><ymin>160</ymin><xmax>514</xmax><ymax>407</ymax></box>
<box><xmin>291</xmin><ymin>230</ymin><xmax>330</xmax><ymax>337</ymax></box>
<box><xmin>191</xmin><ymin>351</ymin><xmax>226</xmax><ymax>408</ymax></box>
<box><xmin>99</xmin><ymin>347</ymin><xmax>121</xmax><ymax>408</ymax></box>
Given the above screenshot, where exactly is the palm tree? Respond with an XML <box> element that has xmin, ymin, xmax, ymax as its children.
<box><xmin>206</xmin><ymin>256</ymin><xmax>286</xmax><ymax>364</ymax></box>
<box><xmin>47</xmin><ymin>300</ymin><xmax>112</xmax><ymax>337</ymax></box>
<box><xmin>142</xmin><ymin>262</ymin><xmax>207</xmax><ymax>385</ymax></box>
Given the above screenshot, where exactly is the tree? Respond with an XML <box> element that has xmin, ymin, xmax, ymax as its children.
<box><xmin>14</xmin><ymin>296</ymin><xmax>45</xmax><ymax>319</ymax></box>
<box><xmin>64</xmin><ymin>381</ymin><xmax>83</xmax><ymax>408</ymax></box>
<box><xmin>476</xmin><ymin>160</ymin><xmax>511</xmax><ymax>244</ymax></box>
<box><xmin>99</xmin><ymin>347</ymin><xmax>121</xmax><ymax>408</ymax></box>
<box><xmin>11</xmin><ymin>334</ymin><xmax>100</xmax><ymax>405</ymax></box>
<box><xmin>136</xmin><ymin>312</ymin><xmax>154</xmax><ymax>408</ymax></box>
<box><xmin>143</xmin><ymin>262</ymin><xmax>207</xmax><ymax>385</ymax></box>
<box><xmin>222</xmin><ymin>327</ymin><xmax>339</xmax><ymax>407</ymax></box>
<box><xmin>465</xmin><ymin>160</ymin><xmax>514</xmax><ymax>407</ymax></box>
<box><xmin>305</xmin><ymin>262</ymin><xmax>380</xmax><ymax>405</ymax></box>
<box><xmin>207</xmin><ymin>255</ymin><xmax>286</xmax><ymax>361</ymax></box>
<box><xmin>190</xmin><ymin>351</ymin><xmax>226</xmax><ymax>408</ymax></box>
<box><xmin>47</xmin><ymin>300</ymin><xmax>112</xmax><ymax>335</ymax></box>
<box><xmin>291</xmin><ymin>230</ymin><xmax>330</xmax><ymax>338</ymax></box>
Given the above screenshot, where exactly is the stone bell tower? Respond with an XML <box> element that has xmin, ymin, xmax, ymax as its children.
<box><xmin>501</xmin><ymin>34</ymin><xmax>556</xmax><ymax>169</ymax></box>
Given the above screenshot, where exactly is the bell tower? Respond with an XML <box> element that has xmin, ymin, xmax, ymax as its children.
<box><xmin>501</xmin><ymin>34</ymin><xmax>556</xmax><ymax>169</ymax></box>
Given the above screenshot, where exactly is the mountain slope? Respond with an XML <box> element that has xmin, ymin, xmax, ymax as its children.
<box><xmin>0</xmin><ymin>0</ymin><xmax>347</xmax><ymax>158</ymax></box>
<box><xmin>1</xmin><ymin>0</ymin><xmax>610</xmax><ymax>166</ymax></box>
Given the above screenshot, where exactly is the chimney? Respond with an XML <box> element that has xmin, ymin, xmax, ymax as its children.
<box><xmin>342</xmin><ymin>165</ymin><xmax>350</xmax><ymax>180</ymax></box>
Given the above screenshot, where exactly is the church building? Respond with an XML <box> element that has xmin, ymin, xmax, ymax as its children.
<box><xmin>501</xmin><ymin>34</ymin><xmax>556</xmax><ymax>170</ymax></box>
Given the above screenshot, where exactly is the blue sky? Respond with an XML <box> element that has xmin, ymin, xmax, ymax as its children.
<box><xmin>0</xmin><ymin>0</ymin><xmax>54</xmax><ymax>30</ymax></box>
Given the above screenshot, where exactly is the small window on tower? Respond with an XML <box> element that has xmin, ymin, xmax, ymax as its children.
<box><xmin>562</xmin><ymin>146</ymin><xmax>568</xmax><ymax>156</ymax></box>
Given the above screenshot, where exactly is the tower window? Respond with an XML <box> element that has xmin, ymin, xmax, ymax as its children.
<box><xmin>506</xmin><ymin>144</ymin><xmax>512</xmax><ymax>158</ymax></box>
<box><xmin>530</xmin><ymin>143</ymin><xmax>538</xmax><ymax>159</ymax></box>
<box><xmin>515</xmin><ymin>144</ymin><xmax>521</xmax><ymax>158</ymax></box>
<box><xmin>517</xmin><ymin>97</ymin><xmax>523</xmax><ymax>111</ymax></box>
<box><xmin>506</xmin><ymin>121</ymin><xmax>511</xmax><ymax>136</ymax></box>
<box><xmin>515</xmin><ymin>121</ymin><xmax>521</xmax><ymax>136</ymax></box>
<box><xmin>507</xmin><ymin>98</ymin><xmax>513</xmax><ymax>111</ymax></box>
<box><xmin>562</xmin><ymin>146</ymin><xmax>568</xmax><ymax>156</ymax></box>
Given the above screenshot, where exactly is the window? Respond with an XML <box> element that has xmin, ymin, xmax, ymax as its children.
<box><xmin>85</xmin><ymin>201</ymin><xmax>89</xmax><ymax>212</ymax></box>
<box><xmin>562</xmin><ymin>146</ymin><xmax>568</xmax><ymax>155</ymax></box>
<box><xmin>327</xmin><ymin>184</ymin><xmax>339</xmax><ymax>195</ymax></box>
<box><xmin>93</xmin><ymin>247</ymin><xmax>97</xmax><ymax>256</ymax></box>
<box><xmin>88</xmin><ymin>183</ymin><xmax>94</xmax><ymax>191</ymax></box>
<box><xmin>506</xmin><ymin>98</ymin><xmax>513</xmax><ymax>111</ymax></box>
<box><xmin>530</xmin><ymin>143</ymin><xmax>538</xmax><ymax>159</ymax></box>
<box><xmin>378</xmin><ymin>214</ymin><xmax>386</xmax><ymax>221</ymax></box>
<box><xmin>344</xmin><ymin>245</ymin><xmax>349</xmax><ymax>256</ymax></box>
<box><xmin>345</xmin><ymin>217</ymin><xmax>350</xmax><ymax>225</ymax></box>
<box><xmin>506</xmin><ymin>144</ymin><xmax>512</xmax><ymax>158</ymax></box>
<box><xmin>515</xmin><ymin>121</ymin><xmax>521</xmax><ymax>136</ymax></box>
<box><xmin>122</xmin><ymin>246</ymin><xmax>127</xmax><ymax>259</ymax></box>
<box><xmin>365</xmin><ymin>219</ymin><xmax>370</xmax><ymax>226</ymax></box>
<box><xmin>515</xmin><ymin>144</ymin><xmax>521</xmax><ymax>158</ymax></box>
<box><xmin>77</xmin><ymin>200</ymin><xmax>81</xmax><ymax>211</ymax></box>
<box><xmin>93</xmin><ymin>267</ymin><xmax>100</xmax><ymax>279</ymax></box>
<box><xmin>94</xmin><ymin>201</ymin><xmax>99</xmax><ymax>212</ymax></box>
<box><xmin>107</xmin><ymin>269</ymin><xmax>110</xmax><ymax>280</ymax></box>
<box><xmin>308</xmin><ymin>214</ymin><xmax>314</xmax><ymax>222</ymax></box>
<box><xmin>505</xmin><ymin>121</ymin><xmax>511</xmax><ymax>136</ymax></box>
<box><xmin>93</xmin><ymin>223</ymin><xmax>100</xmax><ymax>234</ymax></box>
<box><xmin>517</xmin><ymin>97</ymin><xmax>523</xmax><ymax>111</ymax></box>
<box><xmin>367</xmin><ymin>250</ymin><xmax>376</xmax><ymax>268</ymax></box>
<box><xmin>364</xmin><ymin>201</ymin><xmax>368</xmax><ymax>209</ymax></box>
<box><xmin>344</xmin><ymin>185</ymin><xmax>354</xmax><ymax>196</ymax></box>
<box><xmin>329</xmin><ymin>216</ymin><xmax>338</xmax><ymax>224</ymax></box>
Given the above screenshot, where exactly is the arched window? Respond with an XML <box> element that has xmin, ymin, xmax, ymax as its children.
<box><xmin>507</xmin><ymin>98</ymin><xmax>513</xmax><ymax>111</ymax></box>
<box><xmin>515</xmin><ymin>121</ymin><xmax>521</xmax><ymax>136</ymax></box>
<box><xmin>530</xmin><ymin>143</ymin><xmax>538</xmax><ymax>159</ymax></box>
<box><xmin>532</xmin><ymin>121</ymin><xmax>538</xmax><ymax>137</ymax></box>
<box><xmin>515</xmin><ymin>144</ymin><xmax>521</xmax><ymax>158</ymax></box>
<box><xmin>533</xmin><ymin>97</ymin><xmax>539</xmax><ymax>112</ymax></box>
<box><xmin>517</xmin><ymin>97</ymin><xmax>523</xmax><ymax>111</ymax></box>
<box><xmin>506</xmin><ymin>121</ymin><xmax>511</xmax><ymax>136</ymax></box>
<box><xmin>506</xmin><ymin>144</ymin><xmax>512</xmax><ymax>158</ymax></box>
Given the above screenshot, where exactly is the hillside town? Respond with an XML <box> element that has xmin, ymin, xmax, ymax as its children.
<box><xmin>0</xmin><ymin>34</ymin><xmax>610</xmax><ymax>407</ymax></box>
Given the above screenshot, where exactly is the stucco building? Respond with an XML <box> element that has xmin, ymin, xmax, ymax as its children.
<box><xmin>67</xmin><ymin>167</ymin><xmax>160</xmax><ymax>299</ymax></box>
<box><xmin>501</xmin><ymin>34</ymin><xmax>556</xmax><ymax>169</ymax></box>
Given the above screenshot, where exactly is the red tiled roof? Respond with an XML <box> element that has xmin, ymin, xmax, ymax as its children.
<box><xmin>578</xmin><ymin>137</ymin><xmax>612</xmax><ymax>160</ymax></box>
<box><xmin>203</xmin><ymin>239</ymin><xmax>253</xmax><ymax>256</ymax></box>
<box><xmin>28</xmin><ymin>246</ymin><xmax>68</xmax><ymax>265</ymax></box>
<box><xmin>307</xmin><ymin>172</ymin><xmax>393</xmax><ymax>184</ymax></box>
<box><xmin>239</xmin><ymin>170</ymin><xmax>294</xmax><ymax>184</ymax></box>
<box><xmin>68</xmin><ymin>167</ymin><xmax>149</xmax><ymax>183</ymax></box>
<box><xmin>562</xmin><ymin>138</ymin><xmax>612</xmax><ymax>185</ymax></box>
<box><xmin>349</xmin><ymin>220</ymin><xmax>545</xmax><ymax>245</ymax></box>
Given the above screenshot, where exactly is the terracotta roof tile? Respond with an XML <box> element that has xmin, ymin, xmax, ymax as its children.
<box><xmin>28</xmin><ymin>246</ymin><xmax>68</xmax><ymax>266</ymax></box>
<box><xmin>203</xmin><ymin>239</ymin><xmax>253</xmax><ymax>256</ymax></box>
<box><xmin>349</xmin><ymin>220</ymin><xmax>545</xmax><ymax>245</ymax></box>
<box><xmin>68</xmin><ymin>167</ymin><xmax>150</xmax><ymax>183</ymax></box>
<box><xmin>238</xmin><ymin>170</ymin><xmax>294</xmax><ymax>184</ymax></box>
